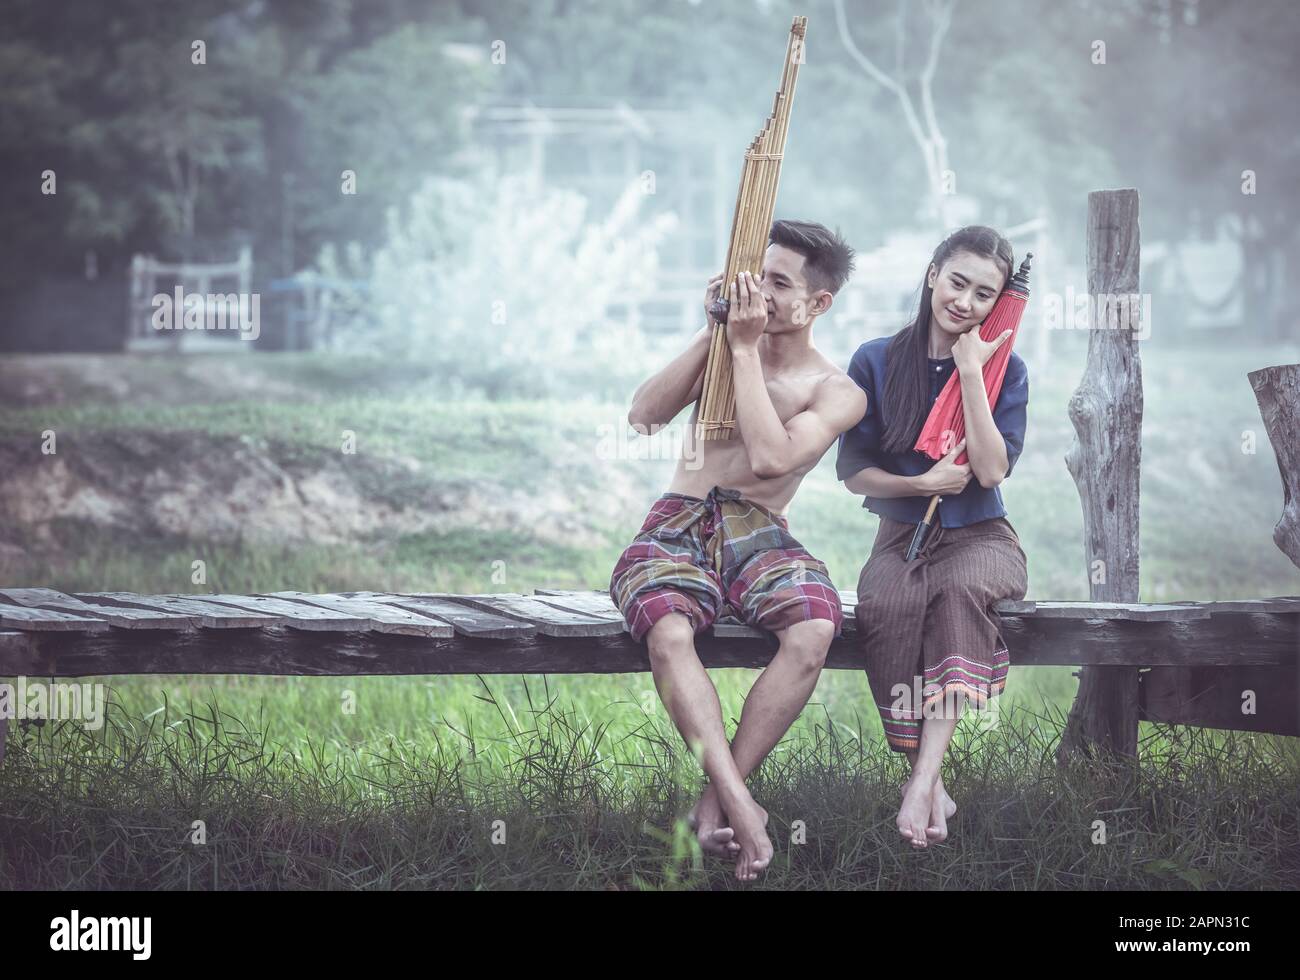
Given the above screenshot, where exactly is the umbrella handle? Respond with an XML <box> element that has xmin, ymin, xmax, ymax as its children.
<box><xmin>904</xmin><ymin>494</ymin><xmax>942</xmax><ymax>562</ymax></box>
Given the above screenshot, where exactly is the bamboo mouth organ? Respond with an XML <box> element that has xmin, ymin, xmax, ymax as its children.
<box><xmin>697</xmin><ymin>15</ymin><xmax>807</xmax><ymax>442</ymax></box>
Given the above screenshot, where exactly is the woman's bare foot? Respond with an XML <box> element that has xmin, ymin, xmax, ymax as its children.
<box><xmin>897</xmin><ymin>776</ymin><xmax>935</xmax><ymax>848</ymax></box>
<box><xmin>901</xmin><ymin>775</ymin><xmax>956</xmax><ymax>842</ymax></box>
<box><xmin>924</xmin><ymin>784</ymin><xmax>951</xmax><ymax>843</ymax></box>
<box><xmin>927</xmin><ymin>776</ymin><xmax>956</xmax><ymax>842</ymax></box>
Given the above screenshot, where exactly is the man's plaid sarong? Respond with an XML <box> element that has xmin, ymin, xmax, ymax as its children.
<box><xmin>609</xmin><ymin>485</ymin><xmax>842</xmax><ymax>643</ymax></box>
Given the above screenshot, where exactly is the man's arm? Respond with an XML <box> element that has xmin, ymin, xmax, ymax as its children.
<box><xmin>731</xmin><ymin>357</ymin><xmax>867</xmax><ymax>479</ymax></box>
<box><xmin>627</xmin><ymin>324</ymin><xmax>710</xmax><ymax>431</ymax></box>
<box><xmin>724</xmin><ymin>271</ymin><xmax>865</xmax><ymax>479</ymax></box>
<box><xmin>627</xmin><ymin>274</ymin><xmax>725</xmax><ymax>432</ymax></box>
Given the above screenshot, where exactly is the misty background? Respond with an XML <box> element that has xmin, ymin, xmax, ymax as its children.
<box><xmin>2</xmin><ymin>0</ymin><xmax>1296</xmax><ymax>360</ymax></box>
<box><xmin>1</xmin><ymin>0</ymin><xmax>1298</xmax><ymax>601</ymax></box>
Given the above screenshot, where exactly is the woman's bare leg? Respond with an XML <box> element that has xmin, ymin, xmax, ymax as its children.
<box><xmin>897</xmin><ymin>706</ymin><xmax>960</xmax><ymax>847</ymax></box>
<box><xmin>902</xmin><ymin>747</ymin><xmax>957</xmax><ymax>834</ymax></box>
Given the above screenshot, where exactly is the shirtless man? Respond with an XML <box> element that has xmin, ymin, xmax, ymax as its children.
<box><xmin>609</xmin><ymin>219</ymin><xmax>867</xmax><ymax>881</ymax></box>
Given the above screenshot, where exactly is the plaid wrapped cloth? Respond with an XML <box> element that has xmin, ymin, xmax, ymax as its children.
<box><xmin>609</xmin><ymin>485</ymin><xmax>842</xmax><ymax>643</ymax></box>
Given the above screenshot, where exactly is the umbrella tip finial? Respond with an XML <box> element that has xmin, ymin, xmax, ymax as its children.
<box><xmin>1010</xmin><ymin>253</ymin><xmax>1033</xmax><ymax>294</ymax></box>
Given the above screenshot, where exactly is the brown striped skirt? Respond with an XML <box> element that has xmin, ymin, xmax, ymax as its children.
<box><xmin>854</xmin><ymin>514</ymin><xmax>1028</xmax><ymax>753</ymax></box>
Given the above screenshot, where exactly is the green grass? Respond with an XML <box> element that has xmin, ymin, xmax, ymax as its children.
<box><xmin>2</xmin><ymin>677</ymin><xmax>1296</xmax><ymax>889</ymax></box>
<box><xmin>1</xmin><ymin>343</ymin><xmax>1299</xmax><ymax>889</ymax></box>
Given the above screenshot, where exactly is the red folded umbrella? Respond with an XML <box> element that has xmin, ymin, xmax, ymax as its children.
<box><xmin>905</xmin><ymin>254</ymin><xmax>1032</xmax><ymax>561</ymax></box>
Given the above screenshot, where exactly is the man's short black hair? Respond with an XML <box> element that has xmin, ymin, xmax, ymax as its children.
<box><xmin>769</xmin><ymin>219</ymin><xmax>856</xmax><ymax>296</ymax></box>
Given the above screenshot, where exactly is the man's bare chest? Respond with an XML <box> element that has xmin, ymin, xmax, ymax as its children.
<box><xmin>747</xmin><ymin>373</ymin><xmax>819</xmax><ymax>426</ymax></box>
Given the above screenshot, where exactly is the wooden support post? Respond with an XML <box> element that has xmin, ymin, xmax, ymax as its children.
<box><xmin>1249</xmin><ymin>363</ymin><xmax>1300</xmax><ymax>740</ymax></box>
<box><xmin>1249</xmin><ymin>364</ymin><xmax>1300</xmax><ymax>569</ymax></box>
<box><xmin>1059</xmin><ymin>188</ymin><xmax>1144</xmax><ymax>763</ymax></box>
<box><xmin>0</xmin><ymin>711</ymin><xmax>7</xmax><ymax>770</ymax></box>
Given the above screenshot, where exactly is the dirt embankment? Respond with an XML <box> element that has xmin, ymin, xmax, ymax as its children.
<box><xmin>0</xmin><ymin>430</ymin><xmax>632</xmax><ymax>559</ymax></box>
<box><xmin>0</xmin><ymin>354</ymin><xmax>655</xmax><ymax>567</ymax></box>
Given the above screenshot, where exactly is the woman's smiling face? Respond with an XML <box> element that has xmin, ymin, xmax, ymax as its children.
<box><xmin>927</xmin><ymin>250</ymin><xmax>1007</xmax><ymax>337</ymax></box>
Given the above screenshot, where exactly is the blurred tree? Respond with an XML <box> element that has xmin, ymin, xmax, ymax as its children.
<box><xmin>832</xmin><ymin>0</ymin><xmax>959</xmax><ymax>233</ymax></box>
<box><xmin>0</xmin><ymin>0</ymin><xmax>482</xmax><ymax>347</ymax></box>
<box><xmin>322</xmin><ymin>171</ymin><xmax>675</xmax><ymax>397</ymax></box>
<box><xmin>1</xmin><ymin>0</ymin><xmax>1295</xmax><ymax>349</ymax></box>
<box><xmin>1099</xmin><ymin>0</ymin><xmax>1300</xmax><ymax>340</ymax></box>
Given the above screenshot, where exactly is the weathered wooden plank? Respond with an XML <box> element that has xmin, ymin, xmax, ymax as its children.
<box><xmin>0</xmin><ymin>602</ymin><xmax>110</xmax><ymax>632</ymax></box>
<box><xmin>15</xmin><ymin>627</ymin><xmax>652</xmax><ymax>675</ymax></box>
<box><xmin>995</xmin><ymin>599</ymin><xmax>1037</xmax><ymax>615</ymax></box>
<box><xmin>194</xmin><ymin>594</ymin><xmax>370</xmax><ymax>631</ymax></box>
<box><xmin>76</xmin><ymin>593</ymin><xmax>279</xmax><ymax>629</ymax></box>
<box><xmin>264</xmin><ymin>592</ymin><xmax>454</xmax><ymax>638</ymax></box>
<box><xmin>1182</xmin><ymin>597</ymin><xmax>1300</xmax><ymax>615</ymax></box>
<box><xmin>430</xmin><ymin>593</ymin><xmax>625</xmax><ymax>637</ymax></box>
<box><xmin>0</xmin><ymin>631</ymin><xmax>42</xmax><ymax>673</ymax></box>
<box><xmin>1025</xmin><ymin>601</ymin><xmax>1209</xmax><ymax>622</ymax></box>
<box><xmin>1140</xmin><ymin>665</ymin><xmax>1299</xmax><ymax>736</ymax></box>
<box><xmin>532</xmin><ymin>590</ymin><xmax>624</xmax><ymax>619</ymax></box>
<box><xmin>0</xmin><ymin>588</ymin><xmax>193</xmax><ymax>629</ymax></box>
<box><xmin>998</xmin><ymin>613</ymin><xmax>1298</xmax><ymax>667</ymax></box>
<box><xmin>530</xmin><ymin>591</ymin><xmax>650</xmax><ymax>636</ymax></box>
<box><xmin>355</xmin><ymin>593</ymin><xmax>536</xmax><ymax>640</ymax></box>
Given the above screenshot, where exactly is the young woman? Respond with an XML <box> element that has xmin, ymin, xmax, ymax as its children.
<box><xmin>836</xmin><ymin>225</ymin><xmax>1030</xmax><ymax>849</ymax></box>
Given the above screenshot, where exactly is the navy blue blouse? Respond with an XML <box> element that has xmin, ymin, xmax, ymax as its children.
<box><xmin>835</xmin><ymin>336</ymin><xmax>1029</xmax><ymax>528</ymax></box>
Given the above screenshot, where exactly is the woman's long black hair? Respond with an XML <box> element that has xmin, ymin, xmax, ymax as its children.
<box><xmin>878</xmin><ymin>225</ymin><xmax>1014</xmax><ymax>455</ymax></box>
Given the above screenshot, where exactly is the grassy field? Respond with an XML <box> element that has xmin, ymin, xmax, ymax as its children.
<box><xmin>1</xmin><ymin>340</ymin><xmax>1298</xmax><ymax>889</ymax></box>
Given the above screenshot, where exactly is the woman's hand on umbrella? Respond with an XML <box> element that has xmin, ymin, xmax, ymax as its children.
<box><xmin>952</xmin><ymin>328</ymin><xmax>1013</xmax><ymax>376</ymax></box>
<box><xmin>916</xmin><ymin>439</ymin><xmax>972</xmax><ymax>495</ymax></box>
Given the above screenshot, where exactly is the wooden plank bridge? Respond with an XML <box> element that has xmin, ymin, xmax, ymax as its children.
<box><xmin>1</xmin><ymin>588</ymin><xmax>1297</xmax><ymax>754</ymax></box>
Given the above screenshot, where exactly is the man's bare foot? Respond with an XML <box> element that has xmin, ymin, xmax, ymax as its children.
<box><xmin>687</xmin><ymin>783</ymin><xmax>774</xmax><ymax>861</ymax></box>
<box><xmin>686</xmin><ymin>783</ymin><xmax>740</xmax><ymax>858</ymax></box>
<box><xmin>728</xmin><ymin>798</ymin><xmax>773</xmax><ymax>881</ymax></box>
